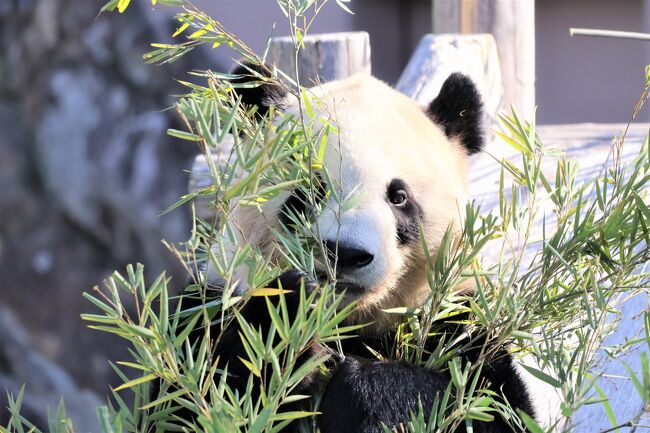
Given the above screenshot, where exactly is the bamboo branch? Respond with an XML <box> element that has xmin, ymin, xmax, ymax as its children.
<box><xmin>570</xmin><ymin>28</ymin><xmax>650</xmax><ymax>41</ymax></box>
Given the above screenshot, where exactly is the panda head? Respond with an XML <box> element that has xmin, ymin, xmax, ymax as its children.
<box><xmin>230</xmin><ymin>63</ymin><xmax>484</xmax><ymax>330</ymax></box>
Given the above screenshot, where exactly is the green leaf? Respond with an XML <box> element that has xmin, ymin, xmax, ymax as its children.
<box><xmin>518</xmin><ymin>410</ymin><xmax>544</xmax><ymax>433</ymax></box>
<box><xmin>518</xmin><ymin>363</ymin><xmax>562</xmax><ymax>388</ymax></box>
<box><xmin>594</xmin><ymin>384</ymin><xmax>618</xmax><ymax>431</ymax></box>
<box><xmin>96</xmin><ymin>406</ymin><xmax>115</xmax><ymax>433</ymax></box>
<box><xmin>336</xmin><ymin>0</ymin><xmax>355</xmax><ymax>14</ymax></box>
<box><xmin>167</xmin><ymin>128</ymin><xmax>202</xmax><ymax>141</ymax></box>
<box><xmin>101</xmin><ymin>0</ymin><xmax>119</xmax><ymax>12</ymax></box>
<box><xmin>269</xmin><ymin>410</ymin><xmax>320</xmax><ymax>421</ymax></box>
<box><xmin>141</xmin><ymin>388</ymin><xmax>187</xmax><ymax>410</ymax></box>
<box><xmin>466</xmin><ymin>407</ymin><xmax>494</xmax><ymax>422</ymax></box>
<box><xmin>248</xmin><ymin>408</ymin><xmax>272</xmax><ymax>433</ymax></box>
<box><xmin>112</xmin><ymin>373</ymin><xmax>157</xmax><ymax>392</ymax></box>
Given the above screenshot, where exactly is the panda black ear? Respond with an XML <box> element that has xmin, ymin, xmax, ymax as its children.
<box><xmin>426</xmin><ymin>73</ymin><xmax>485</xmax><ymax>155</ymax></box>
<box><xmin>230</xmin><ymin>61</ymin><xmax>288</xmax><ymax>116</ymax></box>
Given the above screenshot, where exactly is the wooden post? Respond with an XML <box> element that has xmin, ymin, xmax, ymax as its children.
<box><xmin>474</xmin><ymin>0</ymin><xmax>535</xmax><ymax>119</ymax></box>
<box><xmin>270</xmin><ymin>32</ymin><xmax>371</xmax><ymax>88</ymax></box>
<box><xmin>432</xmin><ymin>0</ymin><xmax>460</xmax><ymax>34</ymax></box>
<box><xmin>190</xmin><ymin>33</ymin><xmax>372</xmax><ymax>219</ymax></box>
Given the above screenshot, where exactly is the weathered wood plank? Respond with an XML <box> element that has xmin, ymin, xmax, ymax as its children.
<box><xmin>474</xmin><ymin>0</ymin><xmax>535</xmax><ymax>118</ymax></box>
<box><xmin>431</xmin><ymin>0</ymin><xmax>460</xmax><ymax>34</ymax></box>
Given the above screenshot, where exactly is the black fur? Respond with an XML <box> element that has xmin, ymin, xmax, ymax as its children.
<box><xmin>317</xmin><ymin>313</ymin><xmax>535</xmax><ymax>433</ymax></box>
<box><xmin>279</xmin><ymin>176</ymin><xmax>328</xmax><ymax>229</ymax></box>
<box><xmin>427</xmin><ymin>73</ymin><xmax>485</xmax><ymax>155</ymax></box>
<box><xmin>209</xmin><ymin>270</ymin><xmax>321</xmax><ymax>404</ymax></box>
<box><xmin>386</xmin><ymin>178</ymin><xmax>423</xmax><ymax>245</ymax></box>
<box><xmin>149</xmin><ymin>271</ymin><xmax>320</xmax><ymax>431</ymax></box>
<box><xmin>320</xmin><ymin>358</ymin><xmax>450</xmax><ymax>433</ymax></box>
<box><xmin>230</xmin><ymin>62</ymin><xmax>288</xmax><ymax>116</ymax></box>
<box><xmin>157</xmin><ymin>270</ymin><xmax>536</xmax><ymax>433</ymax></box>
<box><xmin>279</xmin><ymin>186</ymin><xmax>310</xmax><ymax>228</ymax></box>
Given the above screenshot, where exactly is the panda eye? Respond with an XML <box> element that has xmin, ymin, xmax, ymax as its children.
<box><xmin>389</xmin><ymin>190</ymin><xmax>408</xmax><ymax>206</ymax></box>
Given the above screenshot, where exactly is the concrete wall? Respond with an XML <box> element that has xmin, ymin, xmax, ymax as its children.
<box><xmin>536</xmin><ymin>0</ymin><xmax>650</xmax><ymax>123</ymax></box>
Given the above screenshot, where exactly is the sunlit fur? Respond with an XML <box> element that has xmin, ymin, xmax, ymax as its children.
<box><xmin>220</xmin><ymin>75</ymin><xmax>472</xmax><ymax>331</ymax></box>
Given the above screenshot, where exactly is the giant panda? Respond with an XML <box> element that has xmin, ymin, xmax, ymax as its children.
<box><xmin>177</xmin><ymin>63</ymin><xmax>547</xmax><ymax>433</ymax></box>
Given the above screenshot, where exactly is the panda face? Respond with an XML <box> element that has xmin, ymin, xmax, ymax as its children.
<box><xmin>228</xmin><ymin>66</ymin><xmax>484</xmax><ymax>330</ymax></box>
<box><xmin>278</xmin><ymin>75</ymin><xmax>481</xmax><ymax>326</ymax></box>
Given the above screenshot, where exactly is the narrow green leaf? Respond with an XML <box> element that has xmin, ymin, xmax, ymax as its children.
<box><xmin>519</xmin><ymin>363</ymin><xmax>562</xmax><ymax>388</ymax></box>
<box><xmin>113</xmin><ymin>373</ymin><xmax>157</xmax><ymax>392</ymax></box>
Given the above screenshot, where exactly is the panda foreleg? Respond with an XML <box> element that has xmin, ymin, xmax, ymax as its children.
<box><xmin>151</xmin><ymin>270</ymin><xmax>318</xmax><ymax>432</ymax></box>
<box><xmin>210</xmin><ymin>269</ymin><xmax>321</xmax><ymax>395</ymax></box>
<box><xmin>317</xmin><ymin>354</ymin><xmax>534</xmax><ymax>433</ymax></box>
<box><xmin>317</xmin><ymin>357</ymin><xmax>450</xmax><ymax>433</ymax></box>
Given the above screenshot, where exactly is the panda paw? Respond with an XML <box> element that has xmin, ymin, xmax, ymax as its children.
<box><xmin>256</xmin><ymin>269</ymin><xmax>319</xmax><ymax>315</ymax></box>
<box><xmin>268</xmin><ymin>269</ymin><xmax>319</xmax><ymax>295</ymax></box>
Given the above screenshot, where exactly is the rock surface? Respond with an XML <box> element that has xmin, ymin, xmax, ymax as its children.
<box><xmin>0</xmin><ymin>307</ymin><xmax>102</xmax><ymax>432</ymax></box>
<box><xmin>0</xmin><ymin>0</ymin><xmax>207</xmax><ymax>424</ymax></box>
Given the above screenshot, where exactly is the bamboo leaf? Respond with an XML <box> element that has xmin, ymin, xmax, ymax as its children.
<box><xmin>113</xmin><ymin>373</ymin><xmax>157</xmax><ymax>392</ymax></box>
<box><xmin>117</xmin><ymin>0</ymin><xmax>131</xmax><ymax>13</ymax></box>
<box><xmin>518</xmin><ymin>363</ymin><xmax>562</xmax><ymax>388</ymax></box>
<box><xmin>250</xmin><ymin>288</ymin><xmax>293</xmax><ymax>296</ymax></box>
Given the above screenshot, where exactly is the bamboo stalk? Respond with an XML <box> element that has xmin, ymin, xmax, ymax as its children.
<box><xmin>570</xmin><ymin>28</ymin><xmax>650</xmax><ymax>41</ymax></box>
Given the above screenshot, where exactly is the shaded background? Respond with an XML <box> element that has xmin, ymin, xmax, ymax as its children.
<box><xmin>0</xmin><ymin>0</ymin><xmax>648</xmax><ymax>429</ymax></box>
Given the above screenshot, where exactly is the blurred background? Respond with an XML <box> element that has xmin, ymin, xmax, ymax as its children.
<box><xmin>0</xmin><ymin>0</ymin><xmax>649</xmax><ymax>429</ymax></box>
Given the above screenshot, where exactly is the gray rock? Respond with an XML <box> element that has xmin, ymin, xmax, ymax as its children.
<box><xmin>0</xmin><ymin>307</ymin><xmax>102</xmax><ymax>432</ymax></box>
<box><xmin>0</xmin><ymin>0</ymin><xmax>202</xmax><ymax>407</ymax></box>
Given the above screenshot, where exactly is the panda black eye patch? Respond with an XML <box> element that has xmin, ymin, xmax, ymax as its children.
<box><xmin>386</xmin><ymin>178</ymin><xmax>423</xmax><ymax>245</ymax></box>
<box><xmin>279</xmin><ymin>175</ymin><xmax>328</xmax><ymax>230</ymax></box>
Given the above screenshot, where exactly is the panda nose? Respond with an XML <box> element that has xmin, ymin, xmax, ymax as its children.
<box><xmin>324</xmin><ymin>240</ymin><xmax>374</xmax><ymax>271</ymax></box>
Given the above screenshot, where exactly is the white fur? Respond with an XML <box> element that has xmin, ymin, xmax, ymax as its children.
<box><xmin>284</xmin><ymin>76</ymin><xmax>468</xmax><ymax>315</ymax></box>
<box><xmin>211</xmin><ymin>75</ymin><xmax>470</xmax><ymax>316</ymax></box>
<box><xmin>515</xmin><ymin>358</ymin><xmax>564</xmax><ymax>429</ymax></box>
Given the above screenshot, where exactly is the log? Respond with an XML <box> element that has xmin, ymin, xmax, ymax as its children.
<box><xmin>473</xmin><ymin>0</ymin><xmax>535</xmax><ymax>119</ymax></box>
<box><xmin>431</xmin><ymin>0</ymin><xmax>460</xmax><ymax>34</ymax></box>
<box><xmin>270</xmin><ymin>31</ymin><xmax>371</xmax><ymax>87</ymax></box>
<box><xmin>570</xmin><ymin>27</ymin><xmax>650</xmax><ymax>41</ymax></box>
